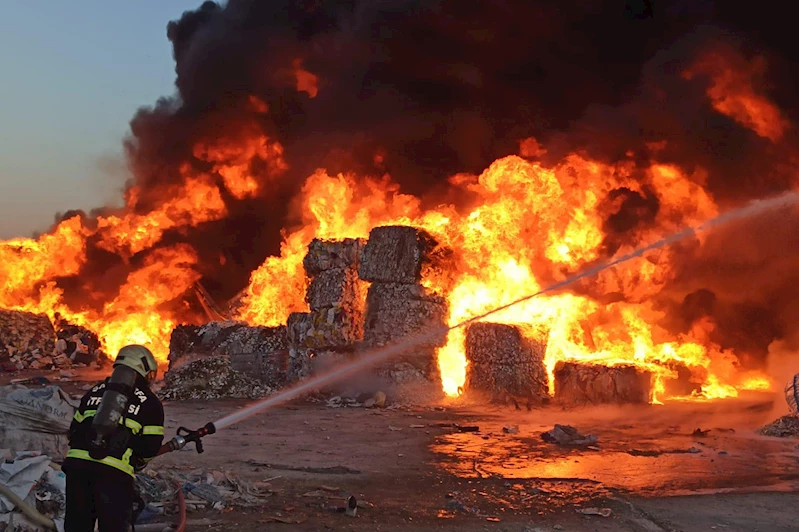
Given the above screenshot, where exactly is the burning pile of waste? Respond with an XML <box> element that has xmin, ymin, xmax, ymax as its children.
<box><xmin>0</xmin><ymin>310</ymin><xmax>108</xmax><ymax>372</ymax></box>
<box><xmin>3</xmin><ymin>1</ymin><xmax>795</xmax><ymax>407</ymax></box>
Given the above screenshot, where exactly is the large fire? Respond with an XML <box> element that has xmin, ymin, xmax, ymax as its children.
<box><xmin>0</xmin><ymin>36</ymin><xmax>786</xmax><ymax>404</ymax></box>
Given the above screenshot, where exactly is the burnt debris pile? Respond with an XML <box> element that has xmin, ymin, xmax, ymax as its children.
<box><xmin>0</xmin><ymin>309</ymin><xmax>107</xmax><ymax>372</ymax></box>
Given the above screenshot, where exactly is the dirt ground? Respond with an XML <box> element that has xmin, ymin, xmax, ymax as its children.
<box><xmin>4</xmin><ymin>369</ymin><xmax>799</xmax><ymax>531</ymax></box>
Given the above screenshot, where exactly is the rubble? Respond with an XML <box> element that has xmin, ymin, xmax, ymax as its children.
<box><xmin>358</xmin><ymin>226</ymin><xmax>443</xmax><ymax>284</ymax></box>
<box><xmin>53</xmin><ymin>313</ymin><xmax>108</xmax><ymax>365</ymax></box>
<box><xmin>0</xmin><ymin>309</ymin><xmax>56</xmax><ymax>371</ymax></box>
<box><xmin>302</xmin><ymin>238</ymin><xmax>365</xmax><ymax>276</ymax></box>
<box><xmin>554</xmin><ymin>362</ymin><xmax>652</xmax><ymax>405</ymax></box>
<box><xmin>160</xmin><ymin>356</ymin><xmax>272</xmax><ymax>400</ymax></box>
<box><xmin>464</xmin><ymin>322</ymin><xmax>549</xmax><ymax>406</ymax></box>
<box><xmin>541</xmin><ymin>425</ymin><xmax>598</xmax><ymax>446</ymax></box>
<box><xmin>168</xmin><ymin>322</ymin><xmax>288</xmax><ymax>385</ymax></box>
<box><xmin>758</xmin><ymin>415</ymin><xmax>799</xmax><ymax>438</ymax></box>
<box><xmin>135</xmin><ymin>468</ymin><xmax>273</xmax><ymax>515</ymax></box>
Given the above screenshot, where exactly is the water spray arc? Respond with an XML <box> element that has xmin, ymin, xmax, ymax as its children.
<box><xmin>188</xmin><ymin>190</ymin><xmax>798</xmax><ymax>435</ymax></box>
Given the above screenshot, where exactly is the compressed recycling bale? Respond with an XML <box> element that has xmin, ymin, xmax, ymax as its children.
<box><xmin>553</xmin><ymin>362</ymin><xmax>652</xmax><ymax>405</ymax></box>
<box><xmin>464</xmin><ymin>322</ymin><xmax>549</xmax><ymax>406</ymax></box>
<box><xmin>0</xmin><ymin>308</ymin><xmax>57</xmax><ymax>370</ymax></box>
<box><xmin>363</xmin><ymin>283</ymin><xmax>448</xmax><ymax>348</ymax></box>
<box><xmin>287</xmin><ymin>348</ymin><xmax>313</xmax><ymax>383</ymax></box>
<box><xmin>160</xmin><ymin>355</ymin><xmax>271</xmax><ymax>400</ymax></box>
<box><xmin>305</xmin><ymin>266</ymin><xmax>367</xmax><ymax>312</ymax></box>
<box><xmin>358</xmin><ymin>226</ymin><xmax>444</xmax><ymax>284</ymax></box>
<box><xmin>228</xmin><ymin>349</ymin><xmax>289</xmax><ymax>388</ymax></box>
<box><xmin>364</xmin><ymin>282</ymin><xmax>446</xmax><ymax>310</ymax></box>
<box><xmin>168</xmin><ymin>321</ymin><xmax>287</xmax><ymax>370</ymax></box>
<box><xmin>287</xmin><ymin>308</ymin><xmax>363</xmax><ymax>350</ymax></box>
<box><xmin>303</xmin><ymin>238</ymin><xmax>365</xmax><ymax>276</ymax></box>
<box><xmin>372</xmin><ymin>345</ymin><xmax>440</xmax><ymax>383</ymax></box>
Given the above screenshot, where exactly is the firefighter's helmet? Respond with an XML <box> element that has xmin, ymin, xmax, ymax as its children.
<box><xmin>114</xmin><ymin>345</ymin><xmax>158</xmax><ymax>383</ymax></box>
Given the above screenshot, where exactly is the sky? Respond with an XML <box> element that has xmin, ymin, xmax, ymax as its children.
<box><xmin>0</xmin><ymin>1</ymin><xmax>201</xmax><ymax>239</ymax></box>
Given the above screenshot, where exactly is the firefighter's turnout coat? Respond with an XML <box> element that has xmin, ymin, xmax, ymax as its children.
<box><xmin>62</xmin><ymin>375</ymin><xmax>165</xmax><ymax>478</ymax></box>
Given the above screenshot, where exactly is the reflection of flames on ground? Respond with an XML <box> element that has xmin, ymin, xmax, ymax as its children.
<box><xmin>0</xmin><ymin>33</ymin><xmax>789</xmax><ymax>403</ymax></box>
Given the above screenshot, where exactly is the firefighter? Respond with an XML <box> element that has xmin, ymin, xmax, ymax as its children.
<box><xmin>62</xmin><ymin>345</ymin><xmax>164</xmax><ymax>532</ymax></box>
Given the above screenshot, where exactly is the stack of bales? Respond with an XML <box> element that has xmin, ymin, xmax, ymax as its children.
<box><xmin>358</xmin><ymin>226</ymin><xmax>450</xmax><ymax>384</ymax></box>
<box><xmin>286</xmin><ymin>238</ymin><xmax>367</xmax><ymax>382</ymax></box>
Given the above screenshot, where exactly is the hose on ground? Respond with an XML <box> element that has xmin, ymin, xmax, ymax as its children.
<box><xmin>174</xmin><ymin>479</ymin><xmax>186</xmax><ymax>532</ymax></box>
<box><xmin>0</xmin><ymin>482</ymin><xmax>57</xmax><ymax>530</ymax></box>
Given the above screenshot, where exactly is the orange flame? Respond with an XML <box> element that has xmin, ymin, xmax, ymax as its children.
<box><xmin>0</xmin><ymin>129</ymin><xmax>285</xmax><ymax>365</ymax></box>
<box><xmin>683</xmin><ymin>49</ymin><xmax>789</xmax><ymax>142</ymax></box>
<box><xmin>293</xmin><ymin>59</ymin><xmax>319</xmax><ymax>98</ymax></box>
<box><xmin>238</xmin><ymin>149</ymin><xmax>772</xmax><ymax>402</ymax></box>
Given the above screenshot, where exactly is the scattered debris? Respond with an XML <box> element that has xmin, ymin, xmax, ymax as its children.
<box><xmin>245</xmin><ymin>460</ymin><xmax>361</xmax><ymax>475</ymax></box>
<box><xmin>541</xmin><ymin>425</ymin><xmax>598</xmax><ymax>446</ymax></box>
<box><xmin>373</xmin><ymin>391</ymin><xmax>387</xmax><ymax>408</ymax></box>
<box><xmin>503</xmin><ymin>425</ymin><xmax>520</xmax><ymax>434</ymax></box>
<box><xmin>0</xmin><ymin>453</ymin><xmax>66</xmax><ymax>531</ymax></box>
<box><xmin>758</xmin><ymin>415</ymin><xmax>799</xmax><ymax>438</ymax></box>
<box><xmin>260</xmin><ymin>514</ymin><xmax>308</xmax><ymax>524</ymax></box>
<box><xmin>345</xmin><ymin>495</ymin><xmax>358</xmax><ymax>517</ymax></box>
<box><xmin>578</xmin><ymin>507</ymin><xmax>612</xmax><ymax>517</ymax></box>
<box><xmin>159</xmin><ymin>356</ymin><xmax>272</xmax><ymax>400</ymax></box>
<box><xmin>9</xmin><ymin>377</ymin><xmax>51</xmax><ymax>386</ymax></box>
<box><xmin>136</xmin><ymin>468</ymin><xmax>273</xmax><ymax>513</ymax></box>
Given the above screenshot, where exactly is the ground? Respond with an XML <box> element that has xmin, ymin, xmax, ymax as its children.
<box><xmin>4</xmin><ymin>369</ymin><xmax>799</xmax><ymax>531</ymax></box>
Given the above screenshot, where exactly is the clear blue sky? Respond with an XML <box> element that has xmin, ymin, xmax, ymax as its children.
<box><xmin>0</xmin><ymin>1</ymin><xmax>201</xmax><ymax>239</ymax></box>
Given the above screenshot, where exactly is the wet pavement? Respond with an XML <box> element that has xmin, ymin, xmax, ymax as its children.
<box><xmin>431</xmin><ymin>395</ymin><xmax>799</xmax><ymax>498</ymax></box>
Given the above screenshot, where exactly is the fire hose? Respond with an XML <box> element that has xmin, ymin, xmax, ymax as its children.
<box><xmin>0</xmin><ymin>483</ymin><xmax>57</xmax><ymax>531</ymax></box>
<box><xmin>155</xmin><ymin>422</ymin><xmax>216</xmax><ymax>456</ymax></box>
<box><xmin>129</xmin><ymin>423</ymin><xmax>215</xmax><ymax>531</ymax></box>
